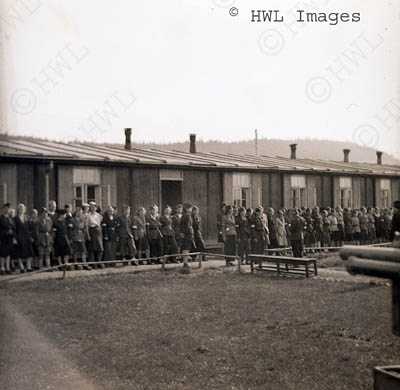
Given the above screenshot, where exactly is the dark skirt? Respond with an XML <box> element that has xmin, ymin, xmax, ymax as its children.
<box><xmin>72</xmin><ymin>241</ymin><xmax>87</xmax><ymax>254</ymax></box>
<box><xmin>103</xmin><ymin>239</ymin><xmax>116</xmax><ymax>260</ymax></box>
<box><xmin>182</xmin><ymin>236</ymin><xmax>195</xmax><ymax>251</ymax></box>
<box><xmin>88</xmin><ymin>227</ymin><xmax>103</xmax><ymax>252</ymax></box>
<box><xmin>224</xmin><ymin>235</ymin><xmax>237</xmax><ymax>257</ymax></box>
<box><xmin>54</xmin><ymin>234</ymin><xmax>71</xmax><ymax>257</ymax></box>
<box><xmin>17</xmin><ymin>237</ymin><xmax>33</xmax><ymax>258</ymax></box>
<box><xmin>0</xmin><ymin>237</ymin><xmax>14</xmax><ymax>257</ymax></box>
<box><xmin>136</xmin><ymin>236</ymin><xmax>149</xmax><ymax>251</ymax></box>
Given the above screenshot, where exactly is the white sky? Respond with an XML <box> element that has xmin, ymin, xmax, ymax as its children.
<box><xmin>1</xmin><ymin>0</ymin><xmax>399</xmax><ymax>157</ymax></box>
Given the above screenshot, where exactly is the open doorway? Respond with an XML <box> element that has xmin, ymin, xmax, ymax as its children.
<box><xmin>161</xmin><ymin>180</ymin><xmax>183</xmax><ymax>211</ymax></box>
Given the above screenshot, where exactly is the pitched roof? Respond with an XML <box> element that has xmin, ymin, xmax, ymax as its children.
<box><xmin>1</xmin><ymin>135</ymin><xmax>399</xmax><ymax>176</ymax></box>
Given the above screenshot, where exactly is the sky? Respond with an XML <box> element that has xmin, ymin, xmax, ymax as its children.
<box><xmin>1</xmin><ymin>0</ymin><xmax>399</xmax><ymax>157</ymax></box>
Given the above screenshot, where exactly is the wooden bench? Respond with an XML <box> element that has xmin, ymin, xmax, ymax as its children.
<box><xmin>249</xmin><ymin>254</ymin><xmax>318</xmax><ymax>278</ymax></box>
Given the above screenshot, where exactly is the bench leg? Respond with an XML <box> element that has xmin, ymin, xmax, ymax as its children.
<box><xmin>259</xmin><ymin>259</ymin><xmax>262</xmax><ymax>270</ymax></box>
<box><xmin>250</xmin><ymin>258</ymin><xmax>254</xmax><ymax>273</ymax></box>
<box><xmin>305</xmin><ymin>263</ymin><xmax>309</xmax><ymax>278</ymax></box>
<box><xmin>313</xmin><ymin>261</ymin><xmax>318</xmax><ymax>276</ymax></box>
<box><xmin>277</xmin><ymin>261</ymin><xmax>281</xmax><ymax>274</ymax></box>
<box><xmin>285</xmin><ymin>263</ymin><xmax>289</xmax><ymax>272</ymax></box>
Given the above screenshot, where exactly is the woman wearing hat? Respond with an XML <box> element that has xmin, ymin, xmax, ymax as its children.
<box><xmin>221</xmin><ymin>205</ymin><xmax>237</xmax><ymax>266</ymax></box>
<box><xmin>53</xmin><ymin>209</ymin><xmax>72</xmax><ymax>269</ymax></box>
<box><xmin>0</xmin><ymin>203</ymin><xmax>16</xmax><ymax>275</ymax></box>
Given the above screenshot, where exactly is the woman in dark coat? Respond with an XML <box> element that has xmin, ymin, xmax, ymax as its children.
<box><xmin>15</xmin><ymin>203</ymin><xmax>34</xmax><ymax>272</ymax></box>
<box><xmin>53</xmin><ymin>209</ymin><xmax>72</xmax><ymax>267</ymax></box>
<box><xmin>133</xmin><ymin>207</ymin><xmax>150</xmax><ymax>263</ymax></box>
<box><xmin>0</xmin><ymin>203</ymin><xmax>16</xmax><ymax>275</ymax></box>
<box><xmin>180</xmin><ymin>203</ymin><xmax>194</xmax><ymax>270</ymax></box>
<box><xmin>221</xmin><ymin>205</ymin><xmax>238</xmax><ymax>266</ymax></box>
<box><xmin>160</xmin><ymin>205</ymin><xmax>178</xmax><ymax>263</ymax></box>
<box><xmin>146</xmin><ymin>205</ymin><xmax>163</xmax><ymax>262</ymax></box>
<box><xmin>102</xmin><ymin>206</ymin><xmax>118</xmax><ymax>266</ymax></box>
<box><xmin>192</xmin><ymin>206</ymin><xmax>206</xmax><ymax>261</ymax></box>
<box><xmin>70</xmin><ymin>207</ymin><xmax>90</xmax><ymax>270</ymax></box>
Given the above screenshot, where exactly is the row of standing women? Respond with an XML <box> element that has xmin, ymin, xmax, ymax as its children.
<box><xmin>0</xmin><ymin>201</ymin><xmax>205</xmax><ymax>274</ymax></box>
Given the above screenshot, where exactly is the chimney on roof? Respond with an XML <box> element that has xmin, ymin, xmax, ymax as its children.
<box><xmin>190</xmin><ymin>133</ymin><xmax>196</xmax><ymax>154</ymax></box>
<box><xmin>124</xmin><ymin>128</ymin><xmax>132</xmax><ymax>150</ymax></box>
<box><xmin>376</xmin><ymin>151</ymin><xmax>383</xmax><ymax>165</ymax></box>
<box><xmin>343</xmin><ymin>149</ymin><xmax>350</xmax><ymax>163</ymax></box>
<box><xmin>290</xmin><ymin>144</ymin><xmax>297</xmax><ymax>159</ymax></box>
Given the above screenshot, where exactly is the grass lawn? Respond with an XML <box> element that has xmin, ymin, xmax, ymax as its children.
<box><xmin>1</xmin><ymin>267</ymin><xmax>399</xmax><ymax>390</ymax></box>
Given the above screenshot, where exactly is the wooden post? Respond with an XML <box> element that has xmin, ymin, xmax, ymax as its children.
<box><xmin>277</xmin><ymin>260</ymin><xmax>281</xmax><ymax>274</ymax></box>
<box><xmin>313</xmin><ymin>260</ymin><xmax>318</xmax><ymax>276</ymax></box>
<box><xmin>62</xmin><ymin>265</ymin><xmax>67</xmax><ymax>280</ymax></box>
<box><xmin>198</xmin><ymin>254</ymin><xmax>202</xmax><ymax>269</ymax></box>
<box><xmin>237</xmin><ymin>257</ymin><xmax>241</xmax><ymax>272</ymax></box>
<box><xmin>305</xmin><ymin>263</ymin><xmax>309</xmax><ymax>278</ymax></box>
<box><xmin>250</xmin><ymin>257</ymin><xmax>254</xmax><ymax>273</ymax></box>
<box><xmin>161</xmin><ymin>256</ymin><xmax>166</xmax><ymax>271</ymax></box>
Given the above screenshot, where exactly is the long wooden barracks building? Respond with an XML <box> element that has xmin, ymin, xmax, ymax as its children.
<box><xmin>1</xmin><ymin>129</ymin><xmax>400</xmax><ymax>241</ymax></box>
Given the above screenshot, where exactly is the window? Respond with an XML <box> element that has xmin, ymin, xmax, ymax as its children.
<box><xmin>73</xmin><ymin>168</ymin><xmax>101</xmax><ymax>209</ymax></box>
<box><xmin>380</xmin><ymin>179</ymin><xmax>391</xmax><ymax>207</ymax></box>
<box><xmin>290</xmin><ymin>175</ymin><xmax>306</xmax><ymax>207</ymax></box>
<box><xmin>339</xmin><ymin>177</ymin><xmax>352</xmax><ymax>208</ymax></box>
<box><xmin>233</xmin><ymin>174</ymin><xmax>251</xmax><ymax>208</ymax></box>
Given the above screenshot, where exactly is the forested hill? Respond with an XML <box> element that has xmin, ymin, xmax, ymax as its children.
<box><xmin>127</xmin><ymin>138</ymin><xmax>399</xmax><ymax>165</ymax></box>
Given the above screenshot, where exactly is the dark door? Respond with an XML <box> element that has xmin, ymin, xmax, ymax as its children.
<box><xmin>161</xmin><ymin>181</ymin><xmax>183</xmax><ymax>210</ymax></box>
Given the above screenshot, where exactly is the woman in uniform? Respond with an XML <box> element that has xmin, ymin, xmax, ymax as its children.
<box><xmin>252</xmin><ymin>207</ymin><xmax>269</xmax><ymax>255</ymax></box>
<box><xmin>117</xmin><ymin>205</ymin><xmax>137</xmax><ymax>266</ymax></box>
<box><xmin>235</xmin><ymin>207</ymin><xmax>251</xmax><ymax>264</ymax></box>
<box><xmin>133</xmin><ymin>207</ymin><xmax>150</xmax><ymax>264</ymax></box>
<box><xmin>53</xmin><ymin>209</ymin><xmax>72</xmax><ymax>269</ymax></box>
<box><xmin>85</xmin><ymin>202</ymin><xmax>104</xmax><ymax>268</ymax></box>
<box><xmin>35</xmin><ymin>207</ymin><xmax>53</xmax><ymax>269</ymax></box>
<box><xmin>221</xmin><ymin>205</ymin><xmax>237</xmax><ymax>266</ymax></box>
<box><xmin>172</xmin><ymin>204</ymin><xmax>183</xmax><ymax>261</ymax></box>
<box><xmin>102</xmin><ymin>206</ymin><xmax>118</xmax><ymax>266</ymax></box>
<box><xmin>146</xmin><ymin>205</ymin><xmax>163</xmax><ymax>262</ymax></box>
<box><xmin>180</xmin><ymin>203</ymin><xmax>195</xmax><ymax>270</ymax></box>
<box><xmin>14</xmin><ymin>203</ymin><xmax>34</xmax><ymax>272</ymax></box>
<box><xmin>275</xmin><ymin>209</ymin><xmax>288</xmax><ymax>249</ymax></box>
<box><xmin>0</xmin><ymin>203</ymin><xmax>15</xmax><ymax>275</ymax></box>
<box><xmin>70</xmin><ymin>207</ymin><xmax>90</xmax><ymax>270</ymax></box>
<box><xmin>160</xmin><ymin>205</ymin><xmax>178</xmax><ymax>263</ymax></box>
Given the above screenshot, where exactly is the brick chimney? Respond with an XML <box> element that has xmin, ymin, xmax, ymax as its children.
<box><xmin>124</xmin><ymin>128</ymin><xmax>132</xmax><ymax>150</ymax></box>
<box><xmin>343</xmin><ymin>149</ymin><xmax>350</xmax><ymax>163</ymax></box>
<box><xmin>290</xmin><ymin>144</ymin><xmax>297</xmax><ymax>159</ymax></box>
<box><xmin>190</xmin><ymin>133</ymin><xmax>196</xmax><ymax>154</ymax></box>
<box><xmin>376</xmin><ymin>151</ymin><xmax>383</xmax><ymax>165</ymax></box>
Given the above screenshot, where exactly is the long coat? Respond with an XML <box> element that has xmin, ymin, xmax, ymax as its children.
<box><xmin>275</xmin><ymin>217</ymin><xmax>288</xmax><ymax>246</ymax></box>
<box><xmin>14</xmin><ymin>215</ymin><xmax>33</xmax><ymax>258</ymax></box>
